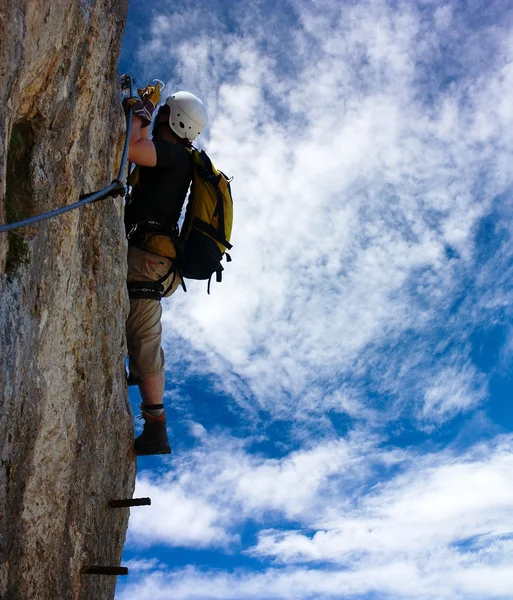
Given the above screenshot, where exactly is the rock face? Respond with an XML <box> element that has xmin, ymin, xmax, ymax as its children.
<box><xmin>0</xmin><ymin>1</ymin><xmax>135</xmax><ymax>599</ymax></box>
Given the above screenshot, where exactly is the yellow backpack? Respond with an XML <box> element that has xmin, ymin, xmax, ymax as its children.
<box><xmin>179</xmin><ymin>147</ymin><xmax>233</xmax><ymax>292</ymax></box>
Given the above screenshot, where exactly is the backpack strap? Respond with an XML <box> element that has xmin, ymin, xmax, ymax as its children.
<box><xmin>162</xmin><ymin>260</ymin><xmax>187</xmax><ymax>295</ymax></box>
<box><xmin>206</xmin><ymin>264</ymin><xmax>225</xmax><ymax>295</ymax></box>
<box><xmin>186</xmin><ymin>147</ymin><xmax>233</xmax><ymax>250</ymax></box>
<box><xmin>192</xmin><ymin>217</ymin><xmax>232</xmax><ymax>250</ymax></box>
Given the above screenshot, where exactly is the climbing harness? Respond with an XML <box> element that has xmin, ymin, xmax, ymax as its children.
<box><xmin>0</xmin><ymin>74</ymin><xmax>136</xmax><ymax>234</ymax></box>
<box><xmin>126</xmin><ymin>281</ymin><xmax>166</xmax><ymax>301</ymax></box>
<box><xmin>126</xmin><ymin>216</ymin><xmax>183</xmax><ymax>300</ymax></box>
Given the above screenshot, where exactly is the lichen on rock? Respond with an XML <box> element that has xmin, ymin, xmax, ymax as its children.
<box><xmin>0</xmin><ymin>1</ymin><xmax>135</xmax><ymax>599</ymax></box>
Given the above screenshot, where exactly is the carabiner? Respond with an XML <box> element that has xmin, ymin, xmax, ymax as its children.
<box><xmin>153</xmin><ymin>79</ymin><xmax>166</xmax><ymax>92</ymax></box>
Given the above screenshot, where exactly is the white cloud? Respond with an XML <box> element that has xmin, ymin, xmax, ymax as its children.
<box><xmin>249</xmin><ymin>438</ymin><xmax>513</xmax><ymax>565</ymax></box>
<box><xmin>119</xmin><ymin>1</ymin><xmax>513</xmax><ymax>598</ymax></box>
<box><xmin>118</xmin><ymin>548</ymin><xmax>513</xmax><ymax>600</ymax></box>
<box><xmin>120</xmin><ymin>436</ymin><xmax>513</xmax><ymax>599</ymax></box>
<box><xmin>127</xmin><ymin>475</ymin><xmax>235</xmax><ymax>549</ymax></box>
<box><xmin>126</xmin><ymin>436</ymin><xmax>369</xmax><ymax>543</ymax></box>
<box><xmin>125</xmin><ymin>433</ymin><xmax>513</xmax><ymax>560</ymax></box>
<box><xmin>122</xmin><ymin>557</ymin><xmax>163</xmax><ymax>572</ymax></box>
<box><xmin>421</xmin><ymin>362</ymin><xmax>488</xmax><ymax>424</ymax></box>
<box><xmin>139</xmin><ymin>0</ymin><xmax>513</xmax><ymax>428</ymax></box>
<box><xmin>233</xmin><ymin>439</ymin><xmax>370</xmax><ymax>519</ymax></box>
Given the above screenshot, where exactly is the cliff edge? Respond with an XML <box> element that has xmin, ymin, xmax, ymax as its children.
<box><xmin>0</xmin><ymin>1</ymin><xmax>135</xmax><ymax>599</ymax></box>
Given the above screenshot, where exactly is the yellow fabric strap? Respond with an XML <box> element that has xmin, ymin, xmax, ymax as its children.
<box><xmin>141</xmin><ymin>233</ymin><xmax>177</xmax><ymax>259</ymax></box>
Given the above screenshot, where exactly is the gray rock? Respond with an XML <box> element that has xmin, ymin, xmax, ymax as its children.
<box><xmin>0</xmin><ymin>1</ymin><xmax>136</xmax><ymax>599</ymax></box>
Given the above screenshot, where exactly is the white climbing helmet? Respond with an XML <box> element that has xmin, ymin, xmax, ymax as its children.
<box><xmin>165</xmin><ymin>91</ymin><xmax>208</xmax><ymax>141</ymax></box>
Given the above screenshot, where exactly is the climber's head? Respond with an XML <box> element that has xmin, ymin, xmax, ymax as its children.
<box><xmin>152</xmin><ymin>92</ymin><xmax>207</xmax><ymax>144</ymax></box>
<box><xmin>164</xmin><ymin>91</ymin><xmax>208</xmax><ymax>141</ymax></box>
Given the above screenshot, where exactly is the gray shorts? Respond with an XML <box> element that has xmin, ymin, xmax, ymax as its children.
<box><xmin>125</xmin><ymin>246</ymin><xmax>181</xmax><ymax>382</ymax></box>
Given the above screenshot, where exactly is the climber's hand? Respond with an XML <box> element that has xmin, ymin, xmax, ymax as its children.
<box><xmin>137</xmin><ymin>83</ymin><xmax>162</xmax><ymax>107</ymax></box>
<box><xmin>123</xmin><ymin>97</ymin><xmax>153</xmax><ymax>128</ymax></box>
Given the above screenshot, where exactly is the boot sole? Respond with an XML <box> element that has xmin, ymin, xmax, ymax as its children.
<box><xmin>135</xmin><ymin>448</ymin><xmax>172</xmax><ymax>456</ymax></box>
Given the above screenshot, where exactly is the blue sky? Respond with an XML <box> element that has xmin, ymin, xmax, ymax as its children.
<box><xmin>116</xmin><ymin>1</ymin><xmax>513</xmax><ymax>598</ymax></box>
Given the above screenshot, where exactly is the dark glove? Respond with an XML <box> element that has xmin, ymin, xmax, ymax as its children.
<box><xmin>123</xmin><ymin>97</ymin><xmax>153</xmax><ymax>128</ymax></box>
<box><xmin>123</xmin><ymin>81</ymin><xmax>163</xmax><ymax>128</ymax></box>
<box><xmin>136</xmin><ymin>83</ymin><xmax>163</xmax><ymax>127</ymax></box>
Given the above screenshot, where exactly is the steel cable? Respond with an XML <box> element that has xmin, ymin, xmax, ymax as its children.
<box><xmin>0</xmin><ymin>76</ymin><xmax>134</xmax><ymax>234</ymax></box>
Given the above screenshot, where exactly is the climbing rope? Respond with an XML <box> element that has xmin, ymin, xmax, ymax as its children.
<box><xmin>0</xmin><ymin>75</ymin><xmax>135</xmax><ymax>234</ymax></box>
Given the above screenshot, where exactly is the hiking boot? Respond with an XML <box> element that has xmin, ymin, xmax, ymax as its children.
<box><xmin>134</xmin><ymin>409</ymin><xmax>172</xmax><ymax>456</ymax></box>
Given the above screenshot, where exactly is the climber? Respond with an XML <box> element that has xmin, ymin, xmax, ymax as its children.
<box><xmin>123</xmin><ymin>82</ymin><xmax>208</xmax><ymax>455</ymax></box>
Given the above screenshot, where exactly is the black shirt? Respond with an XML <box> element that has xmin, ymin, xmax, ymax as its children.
<box><xmin>125</xmin><ymin>140</ymin><xmax>193</xmax><ymax>230</ymax></box>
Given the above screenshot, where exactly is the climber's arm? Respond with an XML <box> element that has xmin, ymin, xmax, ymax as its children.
<box><xmin>128</xmin><ymin>116</ymin><xmax>157</xmax><ymax>167</ymax></box>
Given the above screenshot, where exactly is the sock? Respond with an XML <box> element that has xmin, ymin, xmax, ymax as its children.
<box><xmin>142</xmin><ymin>403</ymin><xmax>165</xmax><ymax>417</ymax></box>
